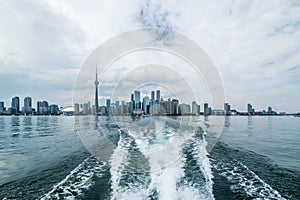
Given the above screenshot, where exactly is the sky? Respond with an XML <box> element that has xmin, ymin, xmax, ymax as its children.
<box><xmin>0</xmin><ymin>0</ymin><xmax>299</xmax><ymax>112</ymax></box>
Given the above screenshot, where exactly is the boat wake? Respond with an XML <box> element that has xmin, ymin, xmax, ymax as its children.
<box><xmin>40</xmin><ymin>156</ymin><xmax>107</xmax><ymax>199</ymax></box>
<box><xmin>211</xmin><ymin>159</ymin><xmax>285</xmax><ymax>199</ymax></box>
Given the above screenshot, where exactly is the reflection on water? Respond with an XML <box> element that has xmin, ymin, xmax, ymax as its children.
<box><xmin>0</xmin><ymin>116</ymin><xmax>83</xmax><ymax>185</ymax></box>
<box><xmin>220</xmin><ymin>116</ymin><xmax>300</xmax><ymax>171</ymax></box>
<box><xmin>224</xmin><ymin>116</ymin><xmax>231</xmax><ymax>128</ymax></box>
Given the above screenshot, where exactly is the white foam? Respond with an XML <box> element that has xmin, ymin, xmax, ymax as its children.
<box><xmin>40</xmin><ymin>156</ymin><xmax>106</xmax><ymax>200</ymax></box>
<box><xmin>109</xmin><ymin>129</ymin><xmax>149</xmax><ymax>200</ymax></box>
<box><xmin>213</xmin><ymin>160</ymin><xmax>286</xmax><ymax>199</ymax></box>
<box><xmin>125</xmin><ymin>123</ymin><xmax>215</xmax><ymax>200</ymax></box>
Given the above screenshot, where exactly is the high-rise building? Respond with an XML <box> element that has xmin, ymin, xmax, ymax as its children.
<box><xmin>37</xmin><ymin>101</ymin><xmax>42</xmax><ymax>114</ymax></box>
<box><xmin>179</xmin><ymin>103</ymin><xmax>189</xmax><ymax>115</ymax></box>
<box><xmin>0</xmin><ymin>101</ymin><xmax>5</xmax><ymax>114</ymax></box>
<box><xmin>106</xmin><ymin>99</ymin><xmax>111</xmax><ymax>115</ymax></box>
<box><xmin>42</xmin><ymin>101</ymin><xmax>49</xmax><ymax>115</ymax></box>
<box><xmin>49</xmin><ymin>104</ymin><xmax>59</xmax><ymax>115</ymax></box>
<box><xmin>74</xmin><ymin>103</ymin><xmax>80</xmax><ymax>114</ymax></box>
<box><xmin>23</xmin><ymin>96</ymin><xmax>32</xmax><ymax>114</ymax></box>
<box><xmin>268</xmin><ymin>106</ymin><xmax>272</xmax><ymax>114</ymax></box>
<box><xmin>131</xmin><ymin>93</ymin><xmax>134</xmax><ymax>101</ymax></box>
<box><xmin>11</xmin><ymin>96</ymin><xmax>20</xmax><ymax>114</ymax></box>
<box><xmin>94</xmin><ymin>67</ymin><xmax>99</xmax><ymax>114</ymax></box>
<box><xmin>134</xmin><ymin>90</ymin><xmax>141</xmax><ymax>109</ymax></box>
<box><xmin>143</xmin><ymin>96</ymin><xmax>150</xmax><ymax>114</ymax></box>
<box><xmin>151</xmin><ymin>91</ymin><xmax>155</xmax><ymax>102</ymax></box>
<box><xmin>156</xmin><ymin>90</ymin><xmax>160</xmax><ymax>102</ymax></box>
<box><xmin>224</xmin><ymin>103</ymin><xmax>231</xmax><ymax>115</ymax></box>
<box><xmin>247</xmin><ymin>103</ymin><xmax>254</xmax><ymax>114</ymax></box>
<box><xmin>192</xmin><ymin>101</ymin><xmax>200</xmax><ymax>115</ymax></box>
<box><xmin>82</xmin><ymin>103</ymin><xmax>89</xmax><ymax>115</ymax></box>
<box><xmin>171</xmin><ymin>99</ymin><xmax>179</xmax><ymax>115</ymax></box>
<box><xmin>204</xmin><ymin>103</ymin><xmax>211</xmax><ymax>116</ymax></box>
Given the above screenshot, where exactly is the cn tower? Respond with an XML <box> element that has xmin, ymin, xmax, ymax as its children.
<box><xmin>94</xmin><ymin>66</ymin><xmax>99</xmax><ymax>114</ymax></box>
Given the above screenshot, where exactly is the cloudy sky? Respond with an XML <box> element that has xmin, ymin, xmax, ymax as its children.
<box><xmin>0</xmin><ymin>0</ymin><xmax>299</xmax><ymax>112</ymax></box>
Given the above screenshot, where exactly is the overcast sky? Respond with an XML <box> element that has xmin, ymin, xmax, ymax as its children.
<box><xmin>0</xmin><ymin>0</ymin><xmax>299</xmax><ymax>112</ymax></box>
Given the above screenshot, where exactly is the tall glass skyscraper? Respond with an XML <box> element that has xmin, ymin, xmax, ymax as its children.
<box><xmin>134</xmin><ymin>90</ymin><xmax>141</xmax><ymax>109</ymax></box>
<box><xmin>24</xmin><ymin>96</ymin><xmax>32</xmax><ymax>114</ymax></box>
<box><xmin>11</xmin><ymin>96</ymin><xmax>20</xmax><ymax>114</ymax></box>
<box><xmin>106</xmin><ymin>99</ymin><xmax>111</xmax><ymax>115</ymax></box>
<box><xmin>151</xmin><ymin>91</ymin><xmax>155</xmax><ymax>102</ymax></box>
<box><xmin>156</xmin><ymin>90</ymin><xmax>160</xmax><ymax>102</ymax></box>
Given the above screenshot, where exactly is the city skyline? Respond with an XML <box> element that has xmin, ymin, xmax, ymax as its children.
<box><xmin>0</xmin><ymin>1</ymin><xmax>300</xmax><ymax>112</ymax></box>
<box><xmin>1</xmin><ymin>91</ymin><xmax>294</xmax><ymax>116</ymax></box>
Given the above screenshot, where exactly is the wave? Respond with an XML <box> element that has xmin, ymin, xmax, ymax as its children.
<box><xmin>40</xmin><ymin>156</ymin><xmax>107</xmax><ymax>200</ymax></box>
<box><xmin>109</xmin><ymin>121</ymin><xmax>215</xmax><ymax>200</ymax></box>
<box><xmin>212</xmin><ymin>159</ymin><xmax>285</xmax><ymax>199</ymax></box>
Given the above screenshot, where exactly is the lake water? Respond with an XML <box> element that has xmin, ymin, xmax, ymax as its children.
<box><xmin>0</xmin><ymin>116</ymin><xmax>299</xmax><ymax>199</ymax></box>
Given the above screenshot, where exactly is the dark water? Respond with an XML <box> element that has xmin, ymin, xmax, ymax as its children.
<box><xmin>0</xmin><ymin>116</ymin><xmax>299</xmax><ymax>199</ymax></box>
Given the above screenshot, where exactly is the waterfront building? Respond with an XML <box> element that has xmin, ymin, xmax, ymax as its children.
<box><xmin>247</xmin><ymin>103</ymin><xmax>254</xmax><ymax>114</ymax></box>
<box><xmin>49</xmin><ymin>104</ymin><xmax>59</xmax><ymax>115</ymax></box>
<box><xmin>42</xmin><ymin>101</ymin><xmax>49</xmax><ymax>115</ymax></box>
<box><xmin>87</xmin><ymin>102</ymin><xmax>92</xmax><ymax>114</ymax></box>
<box><xmin>192</xmin><ymin>101</ymin><xmax>200</xmax><ymax>115</ymax></box>
<box><xmin>160</xmin><ymin>100</ymin><xmax>168</xmax><ymax>115</ymax></box>
<box><xmin>74</xmin><ymin>103</ymin><xmax>80</xmax><ymax>114</ymax></box>
<box><xmin>150</xmin><ymin>102</ymin><xmax>160</xmax><ymax>115</ymax></box>
<box><xmin>171</xmin><ymin>99</ymin><xmax>179</xmax><ymax>115</ymax></box>
<box><xmin>268</xmin><ymin>106</ymin><xmax>272</xmax><ymax>114</ymax></box>
<box><xmin>179</xmin><ymin>103</ymin><xmax>190</xmax><ymax>115</ymax></box>
<box><xmin>11</xmin><ymin>96</ymin><xmax>20</xmax><ymax>114</ymax></box>
<box><xmin>82</xmin><ymin>103</ymin><xmax>89</xmax><ymax>115</ymax></box>
<box><xmin>134</xmin><ymin>90</ymin><xmax>141</xmax><ymax>109</ymax></box>
<box><xmin>110</xmin><ymin>103</ymin><xmax>118</xmax><ymax>115</ymax></box>
<box><xmin>0</xmin><ymin>101</ymin><xmax>5</xmax><ymax>114</ymax></box>
<box><xmin>224</xmin><ymin>103</ymin><xmax>231</xmax><ymax>115</ymax></box>
<box><xmin>151</xmin><ymin>91</ymin><xmax>155</xmax><ymax>102</ymax></box>
<box><xmin>99</xmin><ymin>106</ymin><xmax>107</xmax><ymax>115</ymax></box>
<box><xmin>142</xmin><ymin>96</ymin><xmax>150</xmax><ymax>114</ymax></box>
<box><xmin>204</xmin><ymin>103</ymin><xmax>211</xmax><ymax>116</ymax></box>
<box><xmin>23</xmin><ymin>96</ymin><xmax>32</xmax><ymax>115</ymax></box>
<box><xmin>106</xmin><ymin>99</ymin><xmax>111</xmax><ymax>115</ymax></box>
<box><xmin>156</xmin><ymin>90</ymin><xmax>160</xmax><ymax>102</ymax></box>
<box><xmin>211</xmin><ymin>109</ymin><xmax>225</xmax><ymax>115</ymax></box>
<box><xmin>36</xmin><ymin>101</ymin><xmax>50</xmax><ymax>115</ymax></box>
<box><xmin>37</xmin><ymin>101</ymin><xmax>42</xmax><ymax>114</ymax></box>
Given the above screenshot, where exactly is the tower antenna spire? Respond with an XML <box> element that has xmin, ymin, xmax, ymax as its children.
<box><xmin>94</xmin><ymin>64</ymin><xmax>99</xmax><ymax>115</ymax></box>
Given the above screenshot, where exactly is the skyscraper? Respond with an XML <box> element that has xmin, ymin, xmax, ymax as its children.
<box><xmin>142</xmin><ymin>96</ymin><xmax>150</xmax><ymax>114</ymax></box>
<box><xmin>156</xmin><ymin>90</ymin><xmax>160</xmax><ymax>102</ymax></box>
<box><xmin>24</xmin><ymin>96</ymin><xmax>32</xmax><ymax>114</ymax></box>
<box><xmin>42</xmin><ymin>101</ymin><xmax>49</xmax><ymax>115</ymax></box>
<box><xmin>247</xmin><ymin>103</ymin><xmax>254</xmax><ymax>114</ymax></box>
<box><xmin>171</xmin><ymin>99</ymin><xmax>179</xmax><ymax>115</ymax></box>
<box><xmin>204</xmin><ymin>103</ymin><xmax>211</xmax><ymax>116</ymax></box>
<box><xmin>106</xmin><ymin>99</ymin><xmax>111</xmax><ymax>115</ymax></box>
<box><xmin>74</xmin><ymin>103</ymin><xmax>80</xmax><ymax>114</ymax></box>
<box><xmin>192</xmin><ymin>101</ymin><xmax>200</xmax><ymax>115</ymax></box>
<box><xmin>151</xmin><ymin>91</ymin><xmax>155</xmax><ymax>102</ymax></box>
<box><xmin>224</xmin><ymin>103</ymin><xmax>231</xmax><ymax>115</ymax></box>
<box><xmin>134</xmin><ymin>90</ymin><xmax>141</xmax><ymax>109</ymax></box>
<box><xmin>49</xmin><ymin>104</ymin><xmax>59</xmax><ymax>115</ymax></box>
<box><xmin>0</xmin><ymin>101</ymin><xmax>5</xmax><ymax>114</ymax></box>
<box><xmin>11</xmin><ymin>96</ymin><xmax>20</xmax><ymax>114</ymax></box>
<box><xmin>94</xmin><ymin>66</ymin><xmax>99</xmax><ymax>114</ymax></box>
<box><xmin>37</xmin><ymin>101</ymin><xmax>42</xmax><ymax>114</ymax></box>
